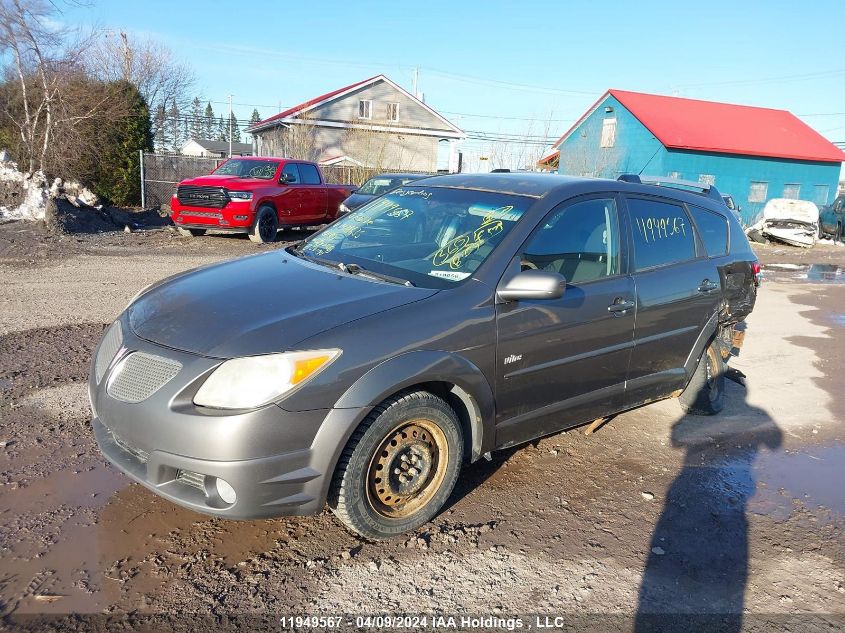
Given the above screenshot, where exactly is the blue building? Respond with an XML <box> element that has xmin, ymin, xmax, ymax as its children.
<box><xmin>547</xmin><ymin>90</ymin><xmax>845</xmax><ymax>224</ymax></box>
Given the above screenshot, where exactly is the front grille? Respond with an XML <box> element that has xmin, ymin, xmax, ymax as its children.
<box><xmin>107</xmin><ymin>352</ymin><xmax>181</xmax><ymax>403</ymax></box>
<box><xmin>180</xmin><ymin>210</ymin><xmax>223</xmax><ymax>219</ymax></box>
<box><xmin>95</xmin><ymin>321</ymin><xmax>123</xmax><ymax>383</ymax></box>
<box><xmin>176</xmin><ymin>469</ymin><xmax>206</xmax><ymax>492</ymax></box>
<box><xmin>177</xmin><ymin>185</ymin><xmax>228</xmax><ymax>208</ymax></box>
<box><xmin>112</xmin><ymin>433</ymin><xmax>150</xmax><ymax>464</ymax></box>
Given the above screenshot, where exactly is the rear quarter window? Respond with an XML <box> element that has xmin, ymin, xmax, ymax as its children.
<box><xmin>298</xmin><ymin>163</ymin><xmax>321</xmax><ymax>185</ymax></box>
<box><xmin>688</xmin><ymin>204</ymin><xmax>728</xmax><ymax>257</ymax></box>
<box><xmin>626</xmin><ymin>197</ymin><xmax>696</xmax><ymax>270</ymax></box>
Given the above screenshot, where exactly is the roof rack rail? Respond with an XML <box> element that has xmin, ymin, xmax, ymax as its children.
<box><xmin>617</xmin><ymin>174</ymin><xmax>723</xmax><ymax>202</ymax></box>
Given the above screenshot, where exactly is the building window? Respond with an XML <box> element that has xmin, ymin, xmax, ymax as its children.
<box><xmin>783</xmin><ymin>183</ymin><xmax>800</xmax><ymax>199</ymax></box>
<box><xmin>814</xmin><ymin>184</ymin><xmax>829</xmax><ymax>206</ymax></box>
<box><xmin>749</xmin><ymin>181</ymin><xmax>768</xmax><ymax>203</ymax></box>
<box><xmin>699</xmin><ymin>174</ymin><xmax>716</xmax><ymax>186</ymax></box>
<box><xmin>386</xmin><ymin>102</ymin><xmax>399</xmax><ymax>122</ymax></box>
<box><xmin>358</xmin><ymin>100</ymin><xmax>372</xmax><ymax>120</ymax></box>
<box><xmin>599</xmin><ymin>118</ymin><xmax>616</xmax><ymax>148</ymax></box>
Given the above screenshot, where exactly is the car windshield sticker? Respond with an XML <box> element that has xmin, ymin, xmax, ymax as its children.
<box><xmin>429</xmin><ymin>270</ymin><xmax>471</xmax><ymax>281</ymax></box>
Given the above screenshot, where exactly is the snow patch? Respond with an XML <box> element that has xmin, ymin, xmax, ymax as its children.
<box><xmin>0</xmin><ymin>162</ymin><xmax>48</xmax><ymax>222</ymax></box>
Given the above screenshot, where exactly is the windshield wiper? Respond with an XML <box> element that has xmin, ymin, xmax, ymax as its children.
<box><xmin>343</xmin><ymin>263</ymin><xmax>415</xmax><ymax>287</ymax></box>
<box><xmin>288</xmin><ymin>244</ymin><xmax>345</xmax><ymax>271</ymax></box>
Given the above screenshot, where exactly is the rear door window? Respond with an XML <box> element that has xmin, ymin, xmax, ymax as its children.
<box><xmin>626</xmin><ymin>197</ymin><xmax>696</xmax><ymax>270</ymax></box>
<box><xmin>688</xmin><ymin>204</ymin><xmax>728</xmax><ymax>257</ymax></box>
<box><xmin>298</xmin><ymin>163</ymin><xmax>321</xmax><ymax>185</ymax></box>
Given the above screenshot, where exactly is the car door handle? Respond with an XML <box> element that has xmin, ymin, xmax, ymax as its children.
<box><xmin>607</xmin><ymin>299</ymin><xmax>635</xmax><ymax>314</ymax></box>
<box><xmin>697</xmin><ymin>280</ymin><xmax>719</xmax><ymax>293</ymax></box>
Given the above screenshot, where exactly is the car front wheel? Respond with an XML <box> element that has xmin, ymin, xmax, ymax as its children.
<box><xmin>249</xmin><ymin>206</ymin><xmax>278</xmax><ymax>244</ymax></box>
<box><xmin>328</xmin><ymin>390</ymin><xmax>463</xmax><ymax>540</ymax></box>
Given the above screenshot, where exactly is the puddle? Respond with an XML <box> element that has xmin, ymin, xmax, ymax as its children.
<box><xmin>749</xmin><ymin>443</ymin><xmax>845</xmax><ymax>523</ymax></box>
<box><xmin>762</xmin><ymin>263</ymin><xmax>845</xmax><ymax>284</ymax></box>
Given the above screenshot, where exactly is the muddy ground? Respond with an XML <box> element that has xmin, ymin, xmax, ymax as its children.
<box><xmin>0</xmin><ymin>222</ymin><xmax>843</xmax><ymax>631</ymax></box>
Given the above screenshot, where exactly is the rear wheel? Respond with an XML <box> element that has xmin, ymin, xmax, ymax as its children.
<box><xmin>328</xmin><ymin>390</ymin><xmax>463</xmax><ymax>540</ymax></box>
<box><xmin>679</xmin><ymin>341</ymin><xmax>725</xmax><ymax>415</ymax></box>
<box><xmin>249</xmin><ymin>206</ymin><xmax>278</xmax><ymax>244</ymax></box>
<box><xmin>837</xmin><ymin>223</ymin><xmax>844</xmax><ymax>245</ymax></box>
<box><xmin>177</xmin><ymin>227</ymin><xmax>206</xmax><ymax>237</ymax></box>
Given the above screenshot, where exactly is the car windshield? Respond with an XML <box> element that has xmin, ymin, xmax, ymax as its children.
<box><xmin>356</xmin><ymin>175</ymin><xmax>423</xmax><ymax>196</ymax></box>
<box><xmin>213</xmin><ymin>159</ymin><xmax>279</xmax><ymax>180</ymax></box>
<box><xmin>295</xmin><ymin>186</ymin><xmax>530</xmax><ymax>288</ymax></box>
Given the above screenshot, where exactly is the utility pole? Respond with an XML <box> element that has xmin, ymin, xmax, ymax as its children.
<box><xmin>412</xmin><ymin>67</ymin><xmax>419</xmax><ymax>98</ymax></box>
<box><xmin>228</xmin><ymin>94</ymin><xmax>233</xmax><ymax>158</ymax></box>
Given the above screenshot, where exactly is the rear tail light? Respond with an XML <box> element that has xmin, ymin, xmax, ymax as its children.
<box><xmin>751</xmin><ymin>262</ymin><xmax>762</xmax><ymax>286</ymax></box>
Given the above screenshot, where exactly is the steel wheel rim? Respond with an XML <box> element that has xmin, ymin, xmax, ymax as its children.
<box><xmin>366</xmin><ymin>419</ymin><xmax>449</xmax><ymax>519</ymax></box>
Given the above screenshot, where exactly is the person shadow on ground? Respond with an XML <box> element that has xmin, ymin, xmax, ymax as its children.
<box><xmin>634</xmin><ymin>385</ymin><xmax>783</xmax><ymax>633</ymax></box>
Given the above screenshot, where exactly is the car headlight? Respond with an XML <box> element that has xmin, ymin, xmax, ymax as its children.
<box><xmin>339</xmin><ymin>203</ymin><xmax>350</xmax><ymax>214</ymax></box>
<box><xmin>193</xmin><ymin>349</ymin><xmax>341</xmax><ymax>409</ymax></box>
<box><xmin>227</xmin><ymin>191</ymin><xmax>253</xmax><ymax>200</ymax></box>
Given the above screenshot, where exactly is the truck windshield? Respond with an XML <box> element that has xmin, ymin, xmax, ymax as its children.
<box><xmin>213</xmin><ymin>159</ymin><xmax>279</xmax><ymax>180</ymax></box>
<box><xmin>296</xmin><ymin>186</ymin><xmax>530</xmax><ymax>288</ymax></box>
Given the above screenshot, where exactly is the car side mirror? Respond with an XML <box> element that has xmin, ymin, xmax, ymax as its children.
<box><xmin>279</xmin><ymin>173</ymin><xmax>294</xmax><ymax>184</ymax></box>
<box><xmin>496</xmin><ymin>270</ymin><xmax>566</xmax><ymax>302</ymax></box>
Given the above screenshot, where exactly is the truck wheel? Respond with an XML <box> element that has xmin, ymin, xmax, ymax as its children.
<box><xmin>837</xmin><ymin>223</ymin><xmax>843</xmax><ymax>245</ymax></box>
<box><xmin>679</xmin><ymin>341</ymin><xmax>725</xmax><ymax>416</ymax></box>
<box><xmin>177</xmin><ymin>227</ymin><xmax>206</xmax><ymax>237</ymax></box>
<box><xmin>249</xmin><ymin>206</ymin><xmax>278</xmax><ymax>244</ymax></box>
<box><xmin>328</xmin><ymin>390</ymin><xmax>463</xmax><ymax>540</ymax></box>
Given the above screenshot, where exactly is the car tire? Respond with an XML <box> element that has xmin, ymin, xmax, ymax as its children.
<box><xmin>328</xmin><ymin>390</ymin><xmax>463</xmax><ymax>540</ymax></box>
<box><xmin>177</xmin><ymin>227</ymin><xmax>206</xmax><ymax>237</ymax></box>
<box><xmin>837</xmin><ymin>223</ymin><xmax>844</xmax><ymax>245</ymax></box>
<box><xmin>679</xmin><ymin>341</ymin><xmax>726</xmax><ymax>416</ymax></box>
<box><xmin>249</xmin><ymin>206</ymin><xmax>278</xmax><ymax>244</ymax></box>
<box><xmin>818</xmin><ymin>222</ymin><xmax>825</xmax><ymax>240</ymax></box>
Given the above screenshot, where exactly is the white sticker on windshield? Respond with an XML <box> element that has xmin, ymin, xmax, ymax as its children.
<box><xmin>429</xmin><ymin>270</ymin><xmax>471</xmax><ymax>281</ymax></box>
<box><xmin>467</xmin><ymin>204</ymin><xmax>522</xmax><ymax>222</ymax></box>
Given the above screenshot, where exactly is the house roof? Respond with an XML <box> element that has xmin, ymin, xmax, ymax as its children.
<box><xmin>554</xmin><ymin>89</ymin><xmax>845</xmax><ymax>164</ymax></box>
<box><xmin>247</xmin><ymin>74</ymin><xmax>464</xmax><ymax>137</ymax></box>
<box><xmin>186</xmin><ymin>138</ymin><xmax>253</xmax><ymax>154</ymax></box>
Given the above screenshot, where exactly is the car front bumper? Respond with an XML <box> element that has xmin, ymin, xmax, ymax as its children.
<box><xmin>90</xmin><ymin>319</ymin><xmax>366</xmax><ymax>519</ymax></box>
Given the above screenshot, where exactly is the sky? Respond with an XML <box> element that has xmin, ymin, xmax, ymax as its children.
<box><xmin>61</xmin><ymin>0</ymin><xmax>845</xmax><ymax>170</ymax></box>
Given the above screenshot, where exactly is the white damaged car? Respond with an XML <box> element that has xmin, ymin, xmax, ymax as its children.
<box><xmin>757</xmin><ymin>198</ymin><xmax>820</xmax><ymax>248</ymax></box>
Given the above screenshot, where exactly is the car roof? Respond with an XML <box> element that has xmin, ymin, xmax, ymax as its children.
<box><xmin>418</xmin><ymin>172</ymin><xmax>587</xmax><ymax>198</ymax></box>
<box><xmin>369</xmin><ymin>172</ymin><xmax>430</xmax><ymax>179</ymax></box>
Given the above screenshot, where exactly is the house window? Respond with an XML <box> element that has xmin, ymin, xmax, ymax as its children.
<box><xmin>813</xmin><ymin>184</ymin><xmax>829</xmax><ymax>206</ymax></box>
<box><xmin>783</xmin><ymin>183</ymin><xmax>800</xmax><ymax>199</ymax></box>
<box><xmin>749</xmin><ymin>181</ymin><xmax>768</xmax><ymax>203</ymax></box>
<box><xmin>386</xmin><ymin>102</ymin><xmax>399</xmax><ymax>122</ymax></box>
<box><xmin>599</xmin><ymin>118</ymin><xmax>616</xmax><ymax>148</ymax></box>
<box><xmin>358</xmin><ymin>100</ymin><xmax>372</xmax><ymax>120</ymax></box>
<box><xmin>699</xmin><ymin>174</ymin><xmax>716</xmax><ymax>186</ymax></box>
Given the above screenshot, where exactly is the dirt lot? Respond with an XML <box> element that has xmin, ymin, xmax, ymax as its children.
<box><xmin>0</xmin><ymin>222</ymin><xmax>844</xmax><ymax>631</ymax></box>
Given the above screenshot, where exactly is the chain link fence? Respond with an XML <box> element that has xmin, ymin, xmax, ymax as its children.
<box><xmin>141</xmin><ymin>152</ymin><xmax>437</xmax><ymax>211</ymax></box>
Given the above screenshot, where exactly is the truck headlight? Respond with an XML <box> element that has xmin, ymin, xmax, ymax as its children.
<box><xmin>227</xmin><ymin>191</ymin><xmax>253</xmax><ymax>200</ymax></box>
<box><xmin>193</xmin><ymin>350</ymin><xmax>341</xmax><ymax>409</ymax></box>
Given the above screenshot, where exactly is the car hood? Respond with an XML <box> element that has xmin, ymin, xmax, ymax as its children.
<box><xmin>179</xmin><ymin>174</ymin><xmax>274</xmax><ymax>189</ymax></box>
<box><xmin>128</xmin><ymin>252</ymin><xmax>437</xmax><ymax>358</ymax></box>
<box><xmin>342</xmin><ymin>192</ymin><xmax>376</xmax><ymax>211</ymax></box>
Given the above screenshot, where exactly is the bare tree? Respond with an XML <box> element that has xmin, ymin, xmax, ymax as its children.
<box><xmin>0</xmin><ymin>0</ymin><xmax>92</xmax><ymax>172</ymax></box>
<box><xmin>86</xmin><ymin>31</ymin><xmax>195</xmax><ymax>138</ymax></box>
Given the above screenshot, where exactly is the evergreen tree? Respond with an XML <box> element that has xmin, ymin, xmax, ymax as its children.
<box><xmin>228</xmin><ymin>111</ymin><xmax>241</xmax><ymax>143</ymax></box>
<box><xmin>249</xmin><ymin>108</ymin><xmax>261</xmax><ymax>125</ymax></box>
<box><xmin>203</xmin><ymin>102</ymin><xmax>215</xmax><ymax>139</ymax></box>
<box><xmin>152</xmin><ymin>104</ymin><xmax>167</xmax><ymax>153</ymax></box>
<box><xmin>91</xmin><ymin>81</ymin><xmax>152</xmax><ymax>206</ymax></box>
<box><xmin>189</xmin><ymin>97</ymin><xmax>203</xmax><ymax>140</ymax></box>
<box><xmin>217</xmin><ymin>115</ymin><xmax>226</xmax><ymax>141</ymax></box>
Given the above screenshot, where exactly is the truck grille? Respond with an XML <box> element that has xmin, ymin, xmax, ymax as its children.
<box><xmin>95</xmin><ymin>321</ymin><xmax>123</xmax><ymax>383</ymax></box>
<box><xmin>107</xmin><ymin>352</ymin><xmax>181</xmax><ymax>403</ymax></box>
<box><xmin>177</xmin><ymin>185</ymin><xmax>228</xmax><ymax>208</ymax></box>
<box><xmin>179</xmin><ymin>210</ymin><xmax>223</xmax><ymax>219</ymax></box>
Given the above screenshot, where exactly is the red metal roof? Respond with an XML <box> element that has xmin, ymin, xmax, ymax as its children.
<box><xmin>556</xmin><ymin>89</ymin><xmax>845</xmax><ymax>164</ymax></box>
<box><xmin>249</xmin><ymin>75</ymin><xmax>382</xmax><ymax>130</ymax></box>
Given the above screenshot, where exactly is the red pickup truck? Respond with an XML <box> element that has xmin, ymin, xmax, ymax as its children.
<box><xmin>170</xmin><ymin>157</ymin><xmax>357</xmax><ymax>243</ymax></box>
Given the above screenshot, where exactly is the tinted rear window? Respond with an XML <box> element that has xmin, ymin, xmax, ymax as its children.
<box><xmin>299</xmin><ymin>163</ymin><xmax>321</xmax><ymax>184</ymax></box>
<box><xmin>627</xmin><ymin>197</ymin><xmax>696</xmax><ymax>270</ymax></box>
<box><xmin>689</xmin><ymin>204</ymin><xmax>728</xmax><ymax>256</ymax></box>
